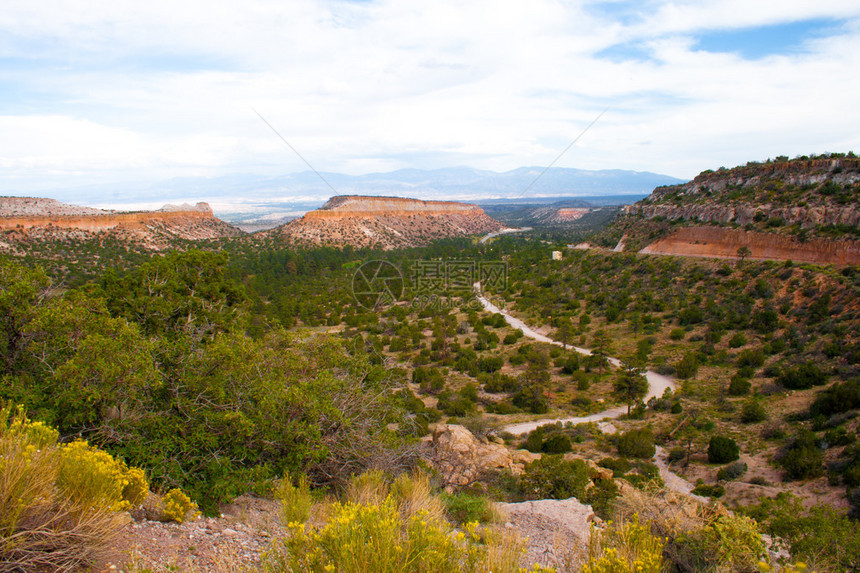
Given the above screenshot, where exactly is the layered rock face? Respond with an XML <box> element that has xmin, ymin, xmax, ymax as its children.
<box><xmin>622</xmin><ymin>156</ymin><xmax>860</xmax><ymax>265</ymax></box>
<box><xmin>631</xmin><ymin>202</ymin><xmax>859</xmax><ymax>228</ymax></box>
<box><xmin>641</xmin><ymin>226</ymin><xmax>860</xmax><ymax>266</ymax></box>
<box><xmin>630</xmin><ymin>157</ymin><xmax>860</xmax><ymax>229</ymax></box>
<box><xmin>0</xmin><ymin>198</ymin><xmax>242</xmax><ymax>251</ymax></box>
<box><xmin>269</xmin><ymin>195</ymin><xmax>504</xmax><ymax>249</ymax></box>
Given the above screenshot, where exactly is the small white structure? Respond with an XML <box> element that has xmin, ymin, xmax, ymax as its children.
<box><xmin>551</xmin><ymin>250</ymin><xmax>563</xmax><ymax>260</ymax></box>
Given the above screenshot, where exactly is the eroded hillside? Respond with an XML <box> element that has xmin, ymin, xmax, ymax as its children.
<box><xmin>263</xmin><ymin>195</ymin><xmax>504</xmax><ymax>249</ymax></box>
<box><xmin>0</xmin><ymin>197</ymin><xmax>243</xmax><ymax>253</ymax></box>
<box><xmin>605</xmin><ymin>154</ymin><xmax>860</xmax><ymax>265</ymax></box>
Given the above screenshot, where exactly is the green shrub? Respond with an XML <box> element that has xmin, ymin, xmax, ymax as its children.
<box><xmin>673</xmin><ymin>513</ymin><xmax>763</xmax><ymax>571</ymax></box>
<box><xmin>707</xmin><ymin>436</ymin><xmax>740</xmax><ymax>464</ymax></box>
<box><xmin>740</xmin><ymin>400</ymin><xmax>767</xmax><ymax>423</ymax></box>
<box><xmin>728</xmin><ymin>374</ymin><xmax>752</xmax><ymax>396</ymax></box>
<box><xmin>560</xmin><ymin>354</ymin><xmax>580</xmax><ymax>374</ymax></box>
<box><xmin>736</xmin><ymin>348</ymin><xmax>765</xmax><ymax>368</ymax></box>
<box><xmin>824</xmin><ymin>426</ymin><xmax>856</xmax><ymax>448</ymax></box>
<box><xmin>717</xmin><ymin>461</ymin><xmax>748</xmax><ymax>481</ymax></box>
<box><xmin>742</xmin><ymin>492</ymin><xmax>860</xmax><ymax>571</ymax></box>
<box><xmin>520</xmin><ymin>455</ymin><xmax>590</xmax><ymax>500</ymax></box>
<box><xmin>809</xmin><ymin>379</ymin><xmax>860</xmax><ymax>417</ymax></box>
<box><xmin>667</xmin><ymin>448</ymin><xmax>686</xmax><ymax>464</ymax></box>
<box><xmin>522</xmin><ymin>429</ymin><xmax>545</xmax><ymax>453</ymax></box>
<box><xmin>690</xmin><ymin>483</ymin><xmax>726</xmax><ymax>498</ymax></box>
<box><xmin>678</xmin><ymin>306</ymin><xmax>704</xmax><ymax>325</ymax></box>
<box><xmin>511</xmin><ymin>387</ymin><xmax>548</xmax><ymax>414</ymax></box>
<box><xmin>598</xmin><ymin>457</ymin><xmax>632</xmax><ymax>477</ymax></box>
<box><xmin>669</xmin><ymin>328</ymin><xmax>686</xmax><ymax>341</ymax></box>
<box><xmin>728</xmin><ymin>332</ymin><xmax>747</xmax><ymax>348</ymax></box>
<box><xmin>582</xmin><ymin>477</ymin><xmax>619</xmax><ymax>521</ymax></box>
<box><xmin>541</xmin><ymin>434</ymin><xmax>572</xmax><ymax>454</ymax></box>
<box><xmin>486</xmin><ymin>401</ymin><xmax>519</xmax><ymax>415</ymax></box>
<box><xmin>674</xmin><ymin>353</ymin><xmax>700</xmax><ymax>379</ymax></box>
<box><xmin>617</xmin><ymin>428</ymin><xmax>656</xmax><ymax>459</ymax></box>
<box><xmin>779</xmin><ymin>432</ymin><xmax>823</xmax><ymax>480</ymax></box>
<box><xmin>441</xmin><ymin>492</ymin><xmax>496</xmax><ymax>525</ymax></box>
<box><xmin>777</xmin><ymin>362</ymin><xmax>827</xmax><ymax>390</ymax></box>
<box><xmin>481</xmin><ymin>372</ymin><xmax>520</xmax><ymax>393</ymax></box>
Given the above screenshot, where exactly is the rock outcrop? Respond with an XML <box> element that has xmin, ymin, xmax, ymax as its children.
<box><xmin>266</xmin><ymin>195</ymin><xmax>504</xmax><ymax>249</ymax></box>
<box><xmin>498</xmin><ymin>498</ymin><xmax>596</xmax><ymax>569</ymax></box>
<box><xmin>630</xmin><ymin>202</ymin><xmax>860</xmax><ymax>229</ymax></box>
<box><xmin>629</xmin><ymin>157</ymin><xmax>860</xmax><ymax>229</ymax></box>
<box><xmin>613</xmin><ymin>155</ymin><xmax>860</xmax><ymax>265</ymax></box>
<box><xmin>430</xmin><ymin>424</ymin><xmax>530</xmax><ymax>490</ymax></box>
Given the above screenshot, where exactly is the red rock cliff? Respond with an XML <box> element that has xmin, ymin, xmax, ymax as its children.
<box><xmin>641</xmin><ymin>226</ymin><xmax>860</xmax><ymax>266</ymax></box>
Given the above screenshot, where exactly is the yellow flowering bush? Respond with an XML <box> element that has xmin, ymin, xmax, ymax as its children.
<box><xmin>1</xmin><ymin>403</ymin><xmax>135</xmax><ymax>571</ymax></box>
<box><xmin>759</xmin><ymin>562</ymin><xmax>812</xmax><ymax>572</ymax></box>
<box><xmin>583</xmin><ymin>515</ymin><xmax>666</xmax><ymax>573</ymax></box>
<box><xmin>57</xmin><ymin>439</ymin><xmax>149</xmax><ymax>512</ymax></box>
<box><xmin>160</xmin><ymin>488</ymin><xmax>199</xmax><ymax>523</ymax></box>
<box><xmin>264</xmin><ymin>493</ymin><xmax>526</xmax><ymax>573</ymax></box>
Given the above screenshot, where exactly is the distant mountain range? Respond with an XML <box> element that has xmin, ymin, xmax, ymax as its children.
<box><xmin>21</xmin><ymin>167</ymin><xmax>684</xmax><ymax>223</ymax></box>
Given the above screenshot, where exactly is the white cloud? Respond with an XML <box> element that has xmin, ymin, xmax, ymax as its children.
<box><xmin>0</xmin><ymin>0</ymin><xmax>859</xmax><ymax>197</ymax></box>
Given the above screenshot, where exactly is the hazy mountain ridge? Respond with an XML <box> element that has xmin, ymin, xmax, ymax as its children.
<box><xmin>20</xmin><ymin>167</ymin><xmax>684</xmax><ymax>218</ymax></box>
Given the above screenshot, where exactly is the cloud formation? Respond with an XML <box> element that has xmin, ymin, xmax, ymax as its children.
<box><xmin>1</xmin><ymin>0</ymin><xmax>859</xmax><ymax>195</ymax></box>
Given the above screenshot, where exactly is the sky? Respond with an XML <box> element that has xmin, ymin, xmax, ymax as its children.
<box><xmin>1</xmin><ymin>0</ymin><xmax>859</xmax><ymax>202</ymax></box>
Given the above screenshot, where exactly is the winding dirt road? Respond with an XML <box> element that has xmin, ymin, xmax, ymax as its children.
<box><xmin>475</xmin><ymin>290</ymin><xmax>676</xmax><ymax>435</ymax></box>
<box><xmin>476</xmin><ymin>287</ymin><xmax>706</xmax><ymax>500</ymax></box>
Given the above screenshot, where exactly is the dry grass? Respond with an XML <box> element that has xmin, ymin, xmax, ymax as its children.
<box><xmin>613</xmin><ymin>484</ymin><xmax>715</xmax><ymax>542</ymax></box>
<box><xmin>345</xmin><ymin>469</ymin><xmax>389</xmax><ymax>506</ymax></box>
<box><xmin>390</xmin><ymin>471</ymin><xmax>446</xmax><ymax>523</ymax></box>
<box><xmin>1</xmin><ymin>405</ymin><xmax>132</xmax><ymax>572</ymax></box>
<box><xmin>0</xmin><ymin>439</ymin><xmax>127</xmax><ymax>573</ymax></box>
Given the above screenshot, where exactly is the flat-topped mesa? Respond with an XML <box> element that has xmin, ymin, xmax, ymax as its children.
<box><xmin>270</xmin><ymin>195</ymin><xmax>504</xmax><ymax>249</ymax></box>
<box><xmin>307</xmin><ymin>195</ymin><xmax>485</xmax><ymax>219</ymax></box>
<box><xmin>0</xmin><ymin>198</ymin><xmax>241</xmax><ymax>251</ymax></box>
<box><xmin>158</xmin><ymin>202</ymin><xmax>214</xmax><ymax>214</ymax></box>
<box><xmin>0</xmin><ymin>196</ymin><xmax>112</xmax><ymax>218</ymax></box>
<box><xmin>0</xmin><ymin>201</ymin><xmax>217</xmax><ymax>232</ymax></box>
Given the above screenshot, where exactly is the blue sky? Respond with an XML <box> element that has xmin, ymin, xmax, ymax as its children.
<box><xmin>1</xmin><ymin>0</ymin><xmax>859</xmax><ymax>206</ymax></box>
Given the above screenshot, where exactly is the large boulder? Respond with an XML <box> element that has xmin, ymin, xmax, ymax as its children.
<box><xmin>430</xmin><ymin>424</ymin><xmax>516</xmax><ymax>490</ymax></box>
<box><xmin>497</xmin><ymin>497</ymin><xmax>597</xmax><ymax>569</ymax></box>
